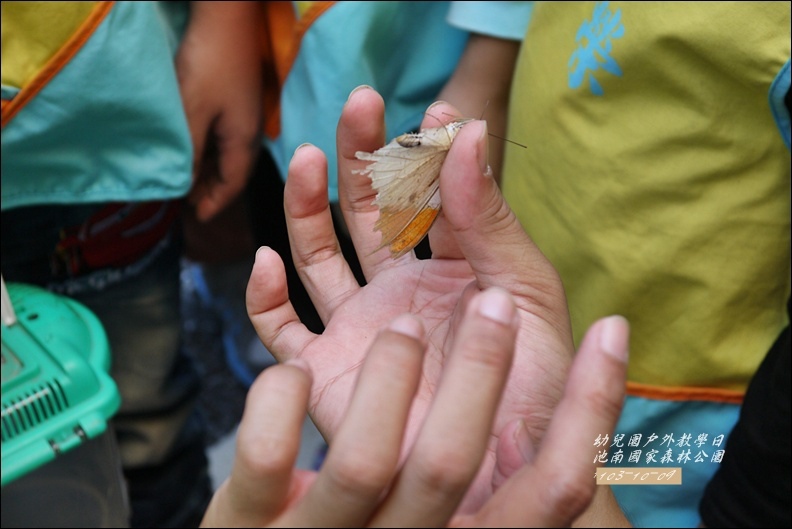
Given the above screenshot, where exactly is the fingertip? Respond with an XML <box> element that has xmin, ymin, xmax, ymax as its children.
<box><xmin>492</xmin><ymin>418</ymin><xmax>537</xmax><ymax>489</ymax></box>
<box><xmin>596</xmin><ymin>315</ymin><xmax>630</xmax><ymax>363</ymax></box>
<box><xmin>346</xmin><ymin>84</ymin><xmax>374</xmax><ymax>104</ymax></box>
<box><xmin>238</xmin><ymin>363</ymin><xmax>309</xmax><ymax>474</ymax></box>
<box><xmin>513</xmin><ymin>419</ymin><xmax>536</xmax><ymax>463</ymax></box>
<box><xmin>451</xmin><ymin>120</ymin><xmax>489</xmax><ymax>173</ymax></box>
<box><xmin>342</xmin><ymin>84</ymin><xmax>384</xmax><ymax>116</ymax></box>
<box><xmin>473</xmin><ymin>287</ymin><xmax>516</xmax><ymax>326</ymax></box>
<box><xmin>247</xmin><ymin>246</ymin><xmax>287</xmax><ymax>313</ymax></box>
<box><xmin>196</xmin><ymin>202</ymin><xmax>217</xmax><ymax>223</ymax></box>
<box><xmin>245</xmin><ymin>359</ymin><xmax>311</xmax><ymax>417</ymax></box>
<box><xmin>426</xmin><ymin>99</ymin><xmax>450</xmax><ymax>113</ymax></box>
<box><xmin>338</xmin><ymin>87</ymin><xmax>385</xmax><ymax>159</ymax></box>
<box><xmin>293</xmin><ymin>142</ymin><xmax>314</xmax><ymax>156</ymax></box>
<box><xmin>254</xmin><ymin>245</ymin><xmax>268</xmax><ymax>260</ymax></box>
<box><xmin>421</xmin><ymin>101</ymin><xmax>463</xmax><ymax>130</ymax></box>
<box><xmin>387</xmin><ymin>313</ymin><xmax>425</xmax><ymax>341</ymax></box>
<box><xmin>253</xmin><ymin>245</ymin><xmax>277</xmax><ymax>269</ymax></box>
<box><xmin>284</xmin><ymin>357</ymin><xmax>312</xmax><ymax>378</ymax></box>
<box><xmin>285</xmin><ymin>146</ymin><xmax>330</xmax><ymax>217</ymax></box>
<box><xmin>288</xmin><ymin>142</ymin><xmax>326</xmax><ymax>171</ymax></box>
<box><xmin>440</xmin><ymin>121</ymin><xmax>498</xmax><ymax>227</ymax></box>
<box><xmin>455</xmin><ymin>120</ymin><xmax>490</xmax><ymax>177</ymax></box>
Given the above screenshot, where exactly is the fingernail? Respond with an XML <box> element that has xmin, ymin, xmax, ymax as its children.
<box><xmin>599</xmin><ymin>315</ymin><xmax>629</xmax><ymax>363</ymax></box>
<box><xmin>294</xmin><ymin>142</ymin><xmax>313</xmax><ymax>154</ymax></box>
<box><xmin>388</xmin><ymin>314</ymin><xmax>425</xmax><ymax>340</ymax></box>
<box><xmin>347</xmin><ymin>84</ymin><xmax>373</xmax><ymax>102</ymax></box>
<box><xmin>473</xmin><ymin>121</ymin><xmax>490</xmax><ymax>176</ymax></box>
<box><xmin>476</xmin><ymin>287</ymin><xmax>515</xmax><ymax>325</ymax></box>
<box><xmin>514</xmin><ymin>419</ymin><xmax>536</xmax><ymax>463</ymax></box>
<box><xmin>293</xmin><ymin>143</ymin><xmax>314</xmax><ymax>160</ymax></box>
<box><xmin>427</xmin><ymin>100</ymin><xmax>449</xmax><ymax>112</ymax></box>
<box><xmin>255</xmin><ymin>245</ymin><xmax>270</xmax><ymax>262</ymax></box>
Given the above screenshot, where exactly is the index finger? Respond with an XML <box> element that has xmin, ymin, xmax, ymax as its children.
<box><xmin>336</xmin><ymin>86</ymin><xmax>394</xmax><ymax>279</ymax></box>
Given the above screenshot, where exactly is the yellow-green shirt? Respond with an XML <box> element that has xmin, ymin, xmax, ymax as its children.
<box><xmin>502</xmin><ymin>2</ymin><xmax>790</xmax><ymax>526</ymax></box>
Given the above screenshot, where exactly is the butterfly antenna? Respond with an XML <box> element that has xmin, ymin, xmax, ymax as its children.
<box><xmin>476</xmin><ymin>101</ymin><xmax>526</xmax><ymax>147</ymax></box>
<box><xmin>488</xmin><ymin>133</ymin><xmax>527</xmax><ymax>149</ymax></box>
<box><xmin>423</xmin><ymin>111</ymin><xmax>444</xmax><ymax>128</ymax></box>
<box><xmin>424</xmin><ymin>106</ymin><xmax>526</xmax><ymax>148</ymax></box>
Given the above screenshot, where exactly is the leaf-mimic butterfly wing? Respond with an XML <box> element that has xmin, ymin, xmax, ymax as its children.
<box><xmin>354</xmin><ymin>119</ymin><xmax>472</xmax><ymax>258</ymax></box>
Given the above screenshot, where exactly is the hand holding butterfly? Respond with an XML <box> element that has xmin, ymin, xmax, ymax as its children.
<box><xmin>239</xmin><ymin>86</ymin><xmax>629</xmax><ymax>521</ymax></box>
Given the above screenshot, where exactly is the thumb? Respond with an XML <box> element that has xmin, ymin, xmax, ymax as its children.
<box><xmin>439</xmin><ymin>121</ymin><xmax>562</xmax><ymax>294</ymax></box>
<box><xmin>491</xmin><ymin>419</ymin><xmax>537</xmax><ymax>489</ymax></box>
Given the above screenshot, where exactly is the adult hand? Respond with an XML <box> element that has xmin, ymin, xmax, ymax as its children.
<box><xmin>204</xmin><ymin>289</ymin><xmax>629</xmax><ymax>527</ymax></box>
<box><xmin>247</xmin><ymin>86</ymin><xmax>586</xmax><ymax>511</ymax></box>
<box><xmin>175</xmin><ymin>1</ymin><xmax>262</xmax><ymax>221</ymax></box>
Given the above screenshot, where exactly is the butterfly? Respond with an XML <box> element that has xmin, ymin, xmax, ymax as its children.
<box><xmin>354</xmin><ymin>118</ymin><xmax>473</xmax><ymax>259</ymax></box>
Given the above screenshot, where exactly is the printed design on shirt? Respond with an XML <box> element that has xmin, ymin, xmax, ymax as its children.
<box><xmin>568</xmin><ymin>1</ymin><xmax>625</xmax><ymax>96</ymax></box>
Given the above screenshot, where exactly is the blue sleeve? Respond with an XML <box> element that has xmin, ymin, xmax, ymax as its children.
<box><xmin>768</xmin><ymin>60</ymin><xmax>791</xmax><ymax>150</ymax></box>
<box><xmin>446</xmin><ymin>1</ymin><xmax>534</xmax><ymax>41</ymax></box>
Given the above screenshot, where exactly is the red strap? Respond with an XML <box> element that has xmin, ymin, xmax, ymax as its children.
<box><xmin>53</xmin><ymin>200</ymin><xmax>180</xmax><ymax>277</ymax></box>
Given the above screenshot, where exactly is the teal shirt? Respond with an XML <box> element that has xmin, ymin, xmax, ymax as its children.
<box><xmin>265</xmin><ymin>1</ymin><xmax>533</xmax><ymax>202</ymax></box>
<box><xmin>1</xmin><ymin>2</ymin><xmax>192</xmax><ymax>211</ymax></box>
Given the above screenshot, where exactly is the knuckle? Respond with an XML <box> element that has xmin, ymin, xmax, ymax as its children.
<box><xmin>411</xmin><ymin>447</ymin><xmax>477</xmax><ymax>498</ymax></box>
<box><xmin>576</xmin><ymin>381</ymin><xmax>624</xmax><ymax>422</ymax></box>
<box><xmin>539</xmin><ymin>474</ymin><xmax>595</xmax><ymax>520</ymax></box>
<box><xmin>456</xmin><ymin>329</ymin><xmax>513</xmax><ymax>372</ymax></box>
<box><xmin>238</xmin><ymin>436</ymin><xmax>295</xmax><ymax>479</ymax></box>
<box><xmin>325</xmin><ymin>450</ymin><xmax>395</xmax><ymax>498</ymax></box>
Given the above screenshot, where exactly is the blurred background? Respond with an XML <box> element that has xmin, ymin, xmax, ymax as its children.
<box><xmin>180</xmin><ymin>257</ymin><xmax>326</xmax><ymax>489</ymax></box>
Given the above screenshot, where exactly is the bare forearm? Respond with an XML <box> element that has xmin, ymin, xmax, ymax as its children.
<box><xmin>179</xmin><ymin>1</ymin><xmax>263</xmax><ymax>220</ymax></box>
<box><xmin>437</xmin><ymin>34</ymin><xmax>520</xmax><ymax>184</ymax></box>
<box><xmin>189</xmin><ymin>1</ymin><xmax>262</xmax><ymax>25</ymax></box>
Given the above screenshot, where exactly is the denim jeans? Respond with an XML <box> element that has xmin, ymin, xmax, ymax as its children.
<box><xmin>2</xmin><ymin>203</ymin><xmax>212</xmax><ymax>527</ymax></box>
